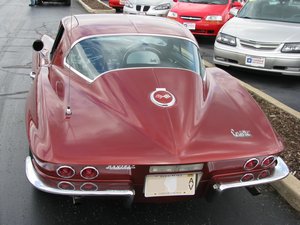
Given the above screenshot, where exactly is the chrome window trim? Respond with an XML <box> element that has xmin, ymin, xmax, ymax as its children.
<box><xmin>63</xmin><ymin>33</ymin><xmax>202</xmax><ymax>83</ymax></box>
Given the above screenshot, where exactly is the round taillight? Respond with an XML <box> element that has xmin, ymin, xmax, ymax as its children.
<box><xmin>80</xmin><ymin>166</ymin><xmax>99</xmax><ymax>179</ymax></box>
<box><xmin>58</xmin><ymin>181</ymin><xmax>75</xmax><ymax>190</ymax></box>
<box><xmin>80</xmin><ymin>182</ymin><xmax>98</xmax><ymax>191</ymax></box>
<box><xmin>244</xmin><ymin>158</ymin><xmax>259</xmax><ymax>170</ymax></box>
<box><xmin>240</xmin><ymin>173</ymin><xmax>254</xmax><ymax>182</ymax></box>
<box><xmin>258</xmin><ymin>170</ymin><xmax>270</xmax><ymax>179</ymax></box>
<box><xmin>262</xmin><ymin>156</ymin><xmax>276</xmax><ymax>168</ymax></box>
<box><xmin>56</xmin><ymin>166</ymin><xmax>75</xmax><ymax>178</ymax></box>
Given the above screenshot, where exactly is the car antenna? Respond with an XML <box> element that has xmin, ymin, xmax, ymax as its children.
<box><xmin>65</xmin><ymin>13</ymin><xmax>76</xmax><ymax>119</ymax></box>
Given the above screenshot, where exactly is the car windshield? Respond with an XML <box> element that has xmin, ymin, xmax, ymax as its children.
<box><xmin>179</xmin><ymin>0</ymin><xmax>228</xmax><ymax>5</ymax></box>
<box><xmin>238</xmin><ymin>0</ymin><xmax>300</xmax><ymax>23</ymax></box>
<box><xmin>66</xmin><ymin>35</ymin><xmax>201</xmax><ymax>81</ymax></box>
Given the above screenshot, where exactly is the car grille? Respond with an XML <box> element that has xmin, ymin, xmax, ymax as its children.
<box><xmin>239</xmin><ymin>39</ymin><xmax>280</xmax><ymax>50</ymax></box>
<box><xmin>180</xmin><ymin>16</ymin><xmax>202</xmax><ymax>21</ymax></box>
<box><xmin>136</xmin><ymin>5</ymin><xmax>150</xmax><ymax>12</ymax></box>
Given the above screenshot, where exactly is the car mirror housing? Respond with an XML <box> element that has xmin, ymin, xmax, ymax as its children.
<box><xmin>32</xmin><ymin>40</ymin><xmax>44</xmax><ymax>52</ymax></box>
<box><xmin>229</xmin><ymin>7</ymin><xmax>239</xmax><ymax>16</ymax></box>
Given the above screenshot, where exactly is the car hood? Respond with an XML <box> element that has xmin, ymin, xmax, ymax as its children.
<box><xmin>130</xmin><ymin>0</ymin><xmax>172</xmax><ymax>5</ymax></box>
<box><xmin>172</xmin><ymin>2</ymin><xmax>228</xmax><ymax>16</ymax></box>
<box><xmin>220</xmin><ymin>17</ymin><xmax>300</xmax><ymax>42</ymax></box>
<box><xmin>33</xmin><ymin>68</ymin><xmax>282</xmax><ymax>165</ymax></box>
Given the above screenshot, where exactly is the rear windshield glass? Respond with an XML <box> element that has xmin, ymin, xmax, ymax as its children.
<box><xmin>66</xmin><ymin>35</ymin><xmax>201</xmax><ymax>81</ymax></box>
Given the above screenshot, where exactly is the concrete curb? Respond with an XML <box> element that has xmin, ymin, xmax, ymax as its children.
<box><xmin>203</xmin><ymin>60</ymin><xmax>300</xmax><ymax>212</ymax></box>
<box><xmin>78</xmin><ymin>0</ymin><xmax>115</xmax><ymax>14</ymax></box>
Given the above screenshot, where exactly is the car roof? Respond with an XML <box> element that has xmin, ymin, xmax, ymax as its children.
<box><xmin>62</xmin><ymin>14</ymin><xmax>197</xmax><ymax>45</ymax></box>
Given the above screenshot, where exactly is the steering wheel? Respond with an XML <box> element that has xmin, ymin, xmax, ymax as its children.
<box><xmin>122</xmin><ymin>44</ymin><xmax>163</xmax><ymax>67</ymax></box>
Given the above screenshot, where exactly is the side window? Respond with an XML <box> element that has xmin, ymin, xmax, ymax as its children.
<box><xmin>50</xmin><ymin>24</ymin><xmax>64</xmax><ymax>60</ymax></box>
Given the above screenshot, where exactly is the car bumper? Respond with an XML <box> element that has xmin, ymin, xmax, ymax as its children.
<box><xmin>25</xmin><ymin>156</ymin><xmax>135</xmax><ymax>197</ymax></box>
<box><xmin>213</xmin><ymin>157</ymin><xmax>289</xmax><ymax>191</ymax></box>
<box><xmin>214</xmin><ymin>43</ymin><xmax>300</xmax><ymax>76</ymax></box>
<box><xmin>123</xmin><ymin>6</ymin><xmax>169</xmax><ymax>16</ymax></box>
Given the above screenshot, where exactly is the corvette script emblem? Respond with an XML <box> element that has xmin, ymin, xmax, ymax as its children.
<box><xmin>150</xmin><ymin>88</ymin><xmax>176</xmax><ymax>107</ymax></box>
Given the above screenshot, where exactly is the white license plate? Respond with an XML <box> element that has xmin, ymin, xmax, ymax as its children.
<box><xmin>245</xmin><ymin>55</ymin><xmax>265</xmax><ymax>67</ymax></box>
<box><xmin>144</xmin><ymin>173</ymin><xmax>198</xmax><ymax>197</ymax></box>
<box><xmin>183</xmin><ymin>22</ymin><xmax>196</xmax><ymax>30</ymax></box>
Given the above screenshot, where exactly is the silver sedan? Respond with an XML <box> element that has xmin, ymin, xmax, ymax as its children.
<box><xmin>214</xmin><ymin>0</ymin><xmax>300</xmax><ymax>76</ymax></box>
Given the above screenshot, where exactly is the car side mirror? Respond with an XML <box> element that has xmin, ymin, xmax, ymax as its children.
<box><xmin>229</xmin><ymin>7</ymin><xmax>239</xmax><ymax>16</ymax></box>
<box><xmin>32</xmin><ymin>40</ymin><xmax>44</xmax><ymax>52</ymax></box>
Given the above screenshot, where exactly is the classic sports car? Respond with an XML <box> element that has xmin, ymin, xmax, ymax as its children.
<box><xmin>25</xmin><ymin>14</ymin><xmax>289</xmax><ymax>205</ymax></box>
<box><xmin>167</xmin><ymin>0</ymin><xmax>244</xmax><ymax>36</ymax></box>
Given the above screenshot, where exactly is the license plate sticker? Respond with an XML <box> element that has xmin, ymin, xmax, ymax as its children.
<box><xmin>144</xmin><ymin>173</ymin><xmax>198</xmax><ymax>197</ymax></box>
<box><xmin>245</xmin><ymin>55</ymin><xmax>265</xmax><ymax>67</ymax></box>
<box><xmin>183</xmin><ymin>22</ymin><xmax>196</xmax><ymax>30</ymax></box>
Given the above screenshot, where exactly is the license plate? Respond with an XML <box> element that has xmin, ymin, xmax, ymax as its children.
<box><xmin>245</xmin><ymin>55</ymin><xmax>265</xmax><ymax>67</ymax></box>
<box><xmin>183</xmin><ymin>22</ymin><xmax>196</xmax><ymax>30</ymax></box>
<box><xmin>138</xmin><ymin>12</ymin><xmax>146</xmax><ymax>15</ymax></box>
<box><xmin>144</xmin><ymin>173</ymin><xmax>198</xmax><ymax>197</ymax></box>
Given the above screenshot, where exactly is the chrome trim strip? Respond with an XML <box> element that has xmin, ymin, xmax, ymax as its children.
<box><xmin>213</xmin><ymin>157</ymin><xmax>289</xmax><ymax>191</ymax></box>
<box><xmin>25</xmin><ymin>157</ymin><xmax>135</xmax><ymax>196</ymax></box>
<box><xmin>181</xmin><ymin>16</ymin><xmax>202</xmax><ymax>21</ymax></box>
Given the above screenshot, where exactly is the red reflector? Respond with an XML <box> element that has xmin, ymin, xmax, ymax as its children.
<box><xmin>56</xmin><ymin>166</ymin><xmax>75</xmax><ymax>178</ymax></box>
<box><xmin>80</xmin><ymin>182</ymin><xmax>98</xmax><ymax>191</ymax></box>
<box><xmin>80</xmin><ymin>167</ymin><xmax>99</xmax><ymax>179</ymax></box>
<box><xmin>241</xmin><ymin>173</ymin><xmax>254</xmax><ymax>182</ymax></box>
<box><xmin>262</xmin><ymin>156</ymin><xmax>276</xmax><ymax>168</ymax></box>
<box><xmin>244</xmin><ymin>158</ymin><xmax>259</xmax><ymax>170</ymax></box>
<box><xmin>258</xmin><ymin>170</ymin><xmax>270</xmax><ymax>179</ymax></box>
<box><xmin>58</xmin><ymin>181</ymin><xmax>75</xmax><ymax>190</ymax></box>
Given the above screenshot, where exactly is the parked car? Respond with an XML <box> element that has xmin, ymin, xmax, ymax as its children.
<box><xmin>109</xmin><ymin>0</ymin><xmax>125</xmax><ymax>12</ymax></box>
<box><xmin>214</xmin><ymin>0</ymin><xmax>300</xmax><ymax>76</ymax></box>
<box><xmin>123</xmin><ymin>0</ymin><xmax>175</xmax><ymax>16</ymax></box>
<box><xmin>167</xmin><ymin>0</ymin><xmax>243</xmax><ymax>36</ymax></box>
<box><xmin>25</xmin><ymin>14</ymin><xmax>289</xmax><ymax>205</ymax></box>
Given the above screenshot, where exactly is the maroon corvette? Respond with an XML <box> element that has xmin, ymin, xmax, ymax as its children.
<box><xmin>25</xmin><ymin>14</ymin><xmax>289</xmax><ymax>204</ymax></box>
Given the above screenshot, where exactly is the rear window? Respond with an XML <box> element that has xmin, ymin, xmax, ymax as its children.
<box><xmin>66</xmin><ymin>35</ymin><xmax>201</xmax><ymax>81</ymax></box>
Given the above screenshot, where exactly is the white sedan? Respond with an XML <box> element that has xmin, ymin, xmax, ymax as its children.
<box><xmin>123</xmin><ymin>0</ymin><xmax>175</xmax><ymax>16</ymax></box>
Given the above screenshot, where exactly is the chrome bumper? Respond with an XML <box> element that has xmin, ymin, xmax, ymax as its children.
<box><xmin>213</xmin><ymin>157</ymin><xmax>289</xmax><ymax>191</ymax></box>
<box><xmin>25</xmin><ymin>156</ymin><xmax>135</xmax><ymax>197</ymax></box>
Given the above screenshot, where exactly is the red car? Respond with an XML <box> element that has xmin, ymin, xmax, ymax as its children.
<box><xmin>109</xmin><ymin>0</ymin><xmax>125</xmax><ymax>11</ymax></box>
<box><xmin>25</xmin><ymin>14</ymin><xmax>288</xmax><ymax>205</ymax></box>
<box><xmin>167</xmin><ymin>0</ymin><xmax>243</xmax><ymax>36</ymax></box>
